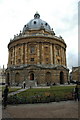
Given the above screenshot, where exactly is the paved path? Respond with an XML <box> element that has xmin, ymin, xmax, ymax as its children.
<box><xmin>8</xmin><ymin>87</ymin><xmax>29</xmax><ymax>96</ymax></box>
<box><xmin>8</xmin><ymin>86</ymin><xmax>50</xmax><ymax>96</ymax></box>
<box><xmin>2</xmin><ymin>101</ymin><xmax>79</xmax><ymax>118</ymax></box>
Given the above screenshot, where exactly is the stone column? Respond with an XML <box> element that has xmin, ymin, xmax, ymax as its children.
<box><xmin>25</xmin><ymin>43</ymin><xmax>28</xmax><ymax>64</ymax></box>
<box><xmin>52</xmin><ymin>44</ymin><xmax>54</xmax><ymax>64</ymax></box>
<box><xmin>21</xmin><ymin>45</ymin><xmax>23</xmax><ymax>64</ymax></box>
<box><xmin>53</xmin><ymin>45</ymin><xmax>56</xmax><ymax>64</ymax></box>
<box><xmin>39</xmin><ymin>43</ymin><xmax>42</xmax><ymax>64</ymax></box>
<box><xmin>50</xmin><ymin>44</ymin><xmax>53</xmax><ymax>64</ymax></box>
<box><xmin>37</xmin><ymin>43</ymin><xmax>40</xmax><ymax>64</ymax></box>
<box><xmin>15</xmin><ymin>46</ymin><xmax>17</xmax><ymax>65</ymax></box>
<box><xmin>8</xmin><ymin>50</ymin><xmax>10</xmax><ymax>66</ymax></box>
<box><xmin>42</xmin><ymin>43</ymin><xmax>44</xmax><ymax>64</ymax></box>
<box><xmin>25</xmin><ymin>44</ymin><xmax>26</xmax><ymax>64</ymax></box>
<box><xmin>64</xmin><ymin>49</ymin><xmax>67</xmax><ymax>66</ymax></box>
<box><xmin>23</xmin><ymin>43</ymin><xmax>25</xmax><ymax>64</ymax></box>
<box><xmin>62</xmin><ymin>48</ymin><xmax>66</xmax><ymax>66</ymax></box>
<box><xmin>61</xmin><ymin>47</ymin><xmax>63</xmax><ymax>65</ymax></box>
<box><xmin>13</xmin><ymin>46</ymin><xmax>15</xmax><ymax>65</ymax></box>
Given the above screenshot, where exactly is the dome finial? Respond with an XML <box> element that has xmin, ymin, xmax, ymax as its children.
<box><xmin>34</xmin><ymin>12</ymin><xmax>40</xmax><ymax>19</ymax></box>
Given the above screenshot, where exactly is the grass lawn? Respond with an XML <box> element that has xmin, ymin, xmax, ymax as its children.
<box><xmin>7</xmin><ymin>85</ymin><xmax>76</xmax><ymax>104</ymax></box>
<box><xmin>18</xmin><ymin>85</ymin><xmax>75</xmax><ymax>93</ymax></box>
<box><xmin>16</xmin><ymin>85</ymin><xmax>75</xmax><ymax>100</ymax></box>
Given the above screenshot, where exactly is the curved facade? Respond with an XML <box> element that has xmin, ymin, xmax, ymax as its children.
<box><xmin>6</xmin><ymin>13</ymin><xmax>69</xmax><ymax>86</ymax></box>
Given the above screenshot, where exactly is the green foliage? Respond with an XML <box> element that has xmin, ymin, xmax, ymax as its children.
<box><xmin>7</xmin><ymin>86</ymin><xmax>75</xmax><ymax>104</ymax></box>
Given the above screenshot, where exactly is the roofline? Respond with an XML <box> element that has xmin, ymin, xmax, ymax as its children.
<box><xmin>8</xmin><ymin>34</ymin><xmax>66</xmax><ymax>48</ymax></box>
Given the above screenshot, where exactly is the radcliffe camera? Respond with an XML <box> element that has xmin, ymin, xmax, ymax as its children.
<box><xmin>0</xmin><ymin>0</ymin><xmax>80</xmax><ymax>119</ymax></box>
<box><xmin>6</xmin><ymin>12</ymin><xmax>69</xmax><ymax>86</ymax></box>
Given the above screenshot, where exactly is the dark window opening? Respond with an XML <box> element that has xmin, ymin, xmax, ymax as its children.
<box><xmin>46</xmin><ymin>58</ymin><xmax>49</xmax><ymax>61</ymax></box>
<box><xmin>45</xmin><ymin>47</ymin><xmax>48</xmax><ymax>50</ymax></box>
<box><xmin>18</xmin><ymin>48</ymin><xmax>21</xmax><ymax>55</ymax></box>
<box><xmin>11</xmin><ymin>61</ymin><xmax>12</xmax><ymax>64</ymax></box>
<box><xmin>34</xmin><ymin>21</ymin><xmax>36</xmax><ymax>24</ymax></box>
<box><xmin>15</xmin><ymin>73</ymin><xmax>20</xmax><ymax>84</ymax></box>
<box><xmin>45</xmin><ymin>23</ymin><xmax>48</xmax><ymax>26</ymax></box>
<box><xmin>58</xmin><ymin>59</ymin><xmax>60</xmax><ymax>64</ymax></box>
<box><xmin>44</xmin><ymin>47</ymin><xmax>49</xmax><ymax>55</ymax></box>
<box><xmin>31</xmin><ymin>58</ymin><xmax>34</xmax><ymax>61</ymax></box>
<box><xmin>18</xmin><ymin>59</ymin><xmax>21</xmax><ymax>63</ymax></box>
<box><xmin>30</xmin><ymin>73</ymin><xmax>34</xmax><ymax>80</ymax></box>
<box><xmin>60</xmin><ymin>71</ymin><xmax>64</xmax><ymax>84</ymax></box>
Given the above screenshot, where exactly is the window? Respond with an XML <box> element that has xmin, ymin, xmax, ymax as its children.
<box><xmin>34</xmin><ymin>21</ymin><xmax>36</xmax><ymax>24</ymax></box>
<box><xmin>30</xmin><ymin>47</ymin><xmax>35</xmax><ymax>54</ymax></box>
<box><xmin>45</xmin><ymin>58</ymin><xmax>49</xmax><ymax>64</ymax></box>
<box><xmin>18</xmin><ymin>48</ymin><xmax>21</xmax><ymax>55</ymax></box>
<box><xmin>30</xmin><ymin>73</ymin><xmax>34</xmax><ymax>80</ymax></box>
<box><xmin>57</xmin><ymin>59</ymin><xmax>60</xmax><ymax>64</ymax></box>
<box><xmin>45</xmin><ymin>47</ymin><xmax>48</xmax><ymax>51</ymax></box>
<box><xmin>46</xmin><ymin>58</ymin><xmax>49</xmax><ymax>61</ymax></box>
<box><xmin>18</xmin><ymin>59</ymin><xmax>21</xmax><ymax>63</ymax></box>
<box><xmin>56</xmin><ymin>49</ymin><xmax>59</xmax><ymax>56</ymax></box>
<box><xmin>44</xmin><ymin>47</ymin><xmax>49</xmax><ymax>54</ymax></box>
<box><xmin>30</xmin><ymin>58</ymin><xmax>34</xmax><ymax>61</ymax></box>
<box><xmin>11</xmin><ymin>61</ymin><xmax>12</xmax><ymax>64</ymax></box>
<box><xmin>45</xmin><ymin>23</ymin><xmax>48</xmax><ymax>26</ymax></box>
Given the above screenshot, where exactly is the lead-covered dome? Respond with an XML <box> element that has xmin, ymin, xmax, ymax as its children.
<box><xmin>23</xmin><ymin>12</ymin><xmax>52</xmax><ymax>32</ymax></box>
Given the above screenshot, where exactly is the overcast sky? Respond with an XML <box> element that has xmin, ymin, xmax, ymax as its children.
<box><xmin>0</xmin><ymin>0</ymin><xmax>79</xmax><ymax>71</ymax></box>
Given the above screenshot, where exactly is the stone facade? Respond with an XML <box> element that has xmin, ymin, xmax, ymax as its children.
<box><xmin>6</xmin><ymin>13</ymin><xmax>69</xmax><ymax>86</ymax></box>
<box><xmin>70</xmin><ymin>67</ymin><xmax>80</xmax><ymax>82</ymax></box>
<box><xmin>0</xmin><ymin>66</ymin><xmax>6</xmax><ymax>84</ymax></box>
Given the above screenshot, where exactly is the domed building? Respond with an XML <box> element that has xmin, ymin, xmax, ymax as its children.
<box><xmin>6</xmin><ymin>12</ymin><xmax>69</xmax><ymax>86</ymax></box>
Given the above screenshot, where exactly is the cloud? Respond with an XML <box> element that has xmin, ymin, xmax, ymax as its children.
<box><xmin>0</xmin><ymin>0</ymin><xmax>79</xmax><ymax>69</ymax></box>
<box><xmin>78</xmin><ymin>53</ymin><xmax>80</xmax><ymax>66</ymax></box>
<box><xmin>67</xmin><ymin>52</ymin><xmax>78</xmax><ymax>70</ymax></box>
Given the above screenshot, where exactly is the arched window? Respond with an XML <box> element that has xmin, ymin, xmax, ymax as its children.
<box><xmin>45</xmin><ymin>72</ymin><xmax>51</xmax><ymax>85</ymax></box>
<box><xmin>30</xmin><ymin>73</ymin><xmax>34</xmax><ymax>80</ymax></box>
<box><xmin>60</xmin><ymin>71</ymin><xmax>64</xmax><ymax>84</ymax></box>
<box><xmin>30</xmin><ymin>47</ymin><xmax>35</xmax><ymax>54</ymax></box>
<box><xmin>15</xmin><ymin>73</ymin><xmax>20</xmax><ymax>84</ymax></box>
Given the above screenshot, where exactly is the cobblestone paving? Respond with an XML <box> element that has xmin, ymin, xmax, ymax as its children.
<box><xmin>2</xmin><ymin>101</ymin><xmax>79</xmax><ymax>118</ymax></box>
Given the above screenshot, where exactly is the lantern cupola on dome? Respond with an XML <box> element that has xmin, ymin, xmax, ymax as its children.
<box><xmin>34</xmin><ymin>12</ymin><xmax>40</xmax><ymax>19</ymax></box>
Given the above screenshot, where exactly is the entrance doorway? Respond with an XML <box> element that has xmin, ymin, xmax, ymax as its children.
<box><xmin>60</xmin><ymin>71</ymin><xmax>64</xmax><ymax>84</ymax></box>
<box><xmin>30</xmin><ymin>73</ymin><xmax>34</xmax><ymax>80</ymax></box>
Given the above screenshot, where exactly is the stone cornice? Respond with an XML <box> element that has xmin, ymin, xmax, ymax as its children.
<box><xmin>7</xmin><ymin>64</ymin><xmax>69</xmax><ymax>71</ymax></box>
<box><xmin>8</xmin><ymin>34</ymin><xmax>66</xmax><ymax>49</ymax></box>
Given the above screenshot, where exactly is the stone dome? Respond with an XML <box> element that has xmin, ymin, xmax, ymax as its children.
<box><xmin>23</xmin><ymin>12</ymin><xmax>52</xmax><ymax>32</ymax></box>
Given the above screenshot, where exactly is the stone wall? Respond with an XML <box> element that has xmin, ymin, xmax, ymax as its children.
<box><xmin>7</xmin><ymin>29</ymin><xmax>68</xmax><ymax>85</ymax></box>
<box><xmin>8</xmin><ymin>36</ymin><xmax>66</xmax><ymax>67</ymax></box>
<box><xmin>6</xmin><ymin>66</ymin><xmax>69</xmax><ymax>86</ymax></box>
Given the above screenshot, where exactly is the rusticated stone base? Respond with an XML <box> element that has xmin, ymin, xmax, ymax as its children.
<box><xmin>6</xmin><ymin>64</ymin><xmax>69</xmax><ymax>86</ymax></box>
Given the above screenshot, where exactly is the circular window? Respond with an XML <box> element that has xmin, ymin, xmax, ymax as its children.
<box><xmin>34</xmin><ymin>21</ymin><xmax>36</xmax><ymax>24</ymax></box>
<box><xmin>45</xmin><ymin>23</ymin><xmax>47</xmax><ymax>26</ymax></box>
